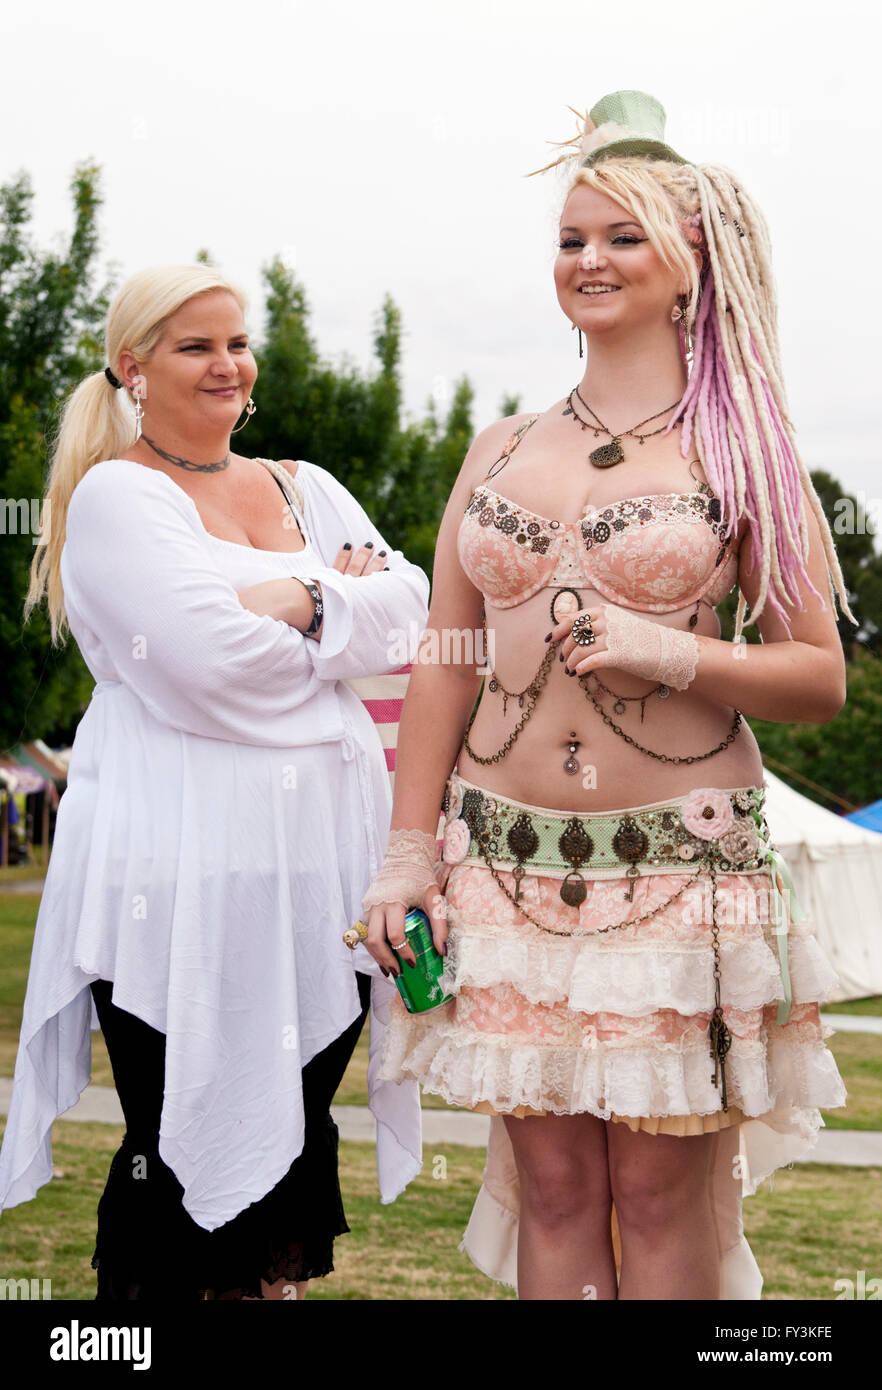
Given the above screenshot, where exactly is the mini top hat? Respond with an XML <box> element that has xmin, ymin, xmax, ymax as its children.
<box><xmin>580</xmin><ymin>90</ymin><xmax>687</xmax><ymax>167</ymax></box>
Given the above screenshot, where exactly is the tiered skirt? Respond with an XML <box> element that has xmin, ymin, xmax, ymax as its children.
<box><xmin>378</xmin><ymin>780</ymin><xmax>849</xmax><ymax>1297</ymax></box>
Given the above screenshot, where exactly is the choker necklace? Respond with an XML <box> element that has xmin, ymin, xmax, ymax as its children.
<box><xmin>142</xmin><ymin>434</ymin><xmax>231</xmax><ymax>473</ymax></box>
<box><xmin>563</xmin><ymin>388</ymin><xmax>682</xmax><ymax>468</ymax></box>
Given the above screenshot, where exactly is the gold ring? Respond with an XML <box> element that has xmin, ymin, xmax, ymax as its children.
<box><xmin>342</xmin><ymin>919</ymin><xmax>369</xmax><ymax>950</ymax></box>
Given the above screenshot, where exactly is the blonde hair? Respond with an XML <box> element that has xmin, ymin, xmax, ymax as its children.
<box><xmin>24</xmin><ymin>264</ymin><xmax>247</xmax><ymax>645</ymax></box>
<box><xmin>533</xmin><ymin>136</ymin><xmax>855</xmax><ymax>638</ymax></box>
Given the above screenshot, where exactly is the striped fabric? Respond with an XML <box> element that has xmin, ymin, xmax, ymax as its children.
<box><xmin>345</xmin><ymin>665</ymin><xmax>412</xmax><ymax>790</ymax></box>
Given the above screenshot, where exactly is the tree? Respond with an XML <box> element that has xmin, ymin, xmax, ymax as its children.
<box><xmin>0</xmin><ymin>164</ymin><xmax>111</xmax><ymax>746</ymax></box>
<box><xmin>246</xmin><ymin>258</ymin><xmax>475</xmax><ymax>581</ymax></box>
<box><xmin>749</xmin><ymin>648</ymin><xmax>882</xmax><ymax>812</ymax></box>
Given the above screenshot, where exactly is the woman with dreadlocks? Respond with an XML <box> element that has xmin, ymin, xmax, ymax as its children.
<box><xmin>355</xmin><ymin>90</ymin><xmax>850</xmax><ymax>1299</ymax></box>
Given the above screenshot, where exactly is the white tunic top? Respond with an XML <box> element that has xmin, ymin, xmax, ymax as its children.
<box><xmin>0</xmin><ymin>456</ymin><xmax>430</xmax><ymax>1231</ymax></box>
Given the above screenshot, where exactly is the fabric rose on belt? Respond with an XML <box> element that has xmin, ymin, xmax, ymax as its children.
<box><xmin>681</xmin><ymin>789</ymin><xmax>735</xmax><ymax>841</ymax></box>
<box><xmin>717</xmin><ymin>822</ymin><xmax>762</xmax><ymax>864</ymax></box>
<box><xmin>442</xmin><ymin>819</ymin><xmax>471</xmax><ymax>864</ymax></box>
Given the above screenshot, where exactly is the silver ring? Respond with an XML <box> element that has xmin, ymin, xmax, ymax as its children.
<box><xmin>389</xmin><ymin>939</ymin><xmax>407</xmax><ymax>951</ymax></box>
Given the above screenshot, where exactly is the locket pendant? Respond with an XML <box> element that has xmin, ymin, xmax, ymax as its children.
<box><xmin>589</xmin><ymin>439</ymin><xmax>625</xmax><ymax>468</ymax></box>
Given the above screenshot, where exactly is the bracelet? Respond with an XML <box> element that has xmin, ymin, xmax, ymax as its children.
<box><xmin>299</xmin><ymin>578</ymin><xmax>323</xmax><ymax>636</ymax></box>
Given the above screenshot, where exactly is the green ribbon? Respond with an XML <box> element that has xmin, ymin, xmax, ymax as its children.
<box><xmin>765</xmin><ymin>845</ymin><xmax>800</xmax><ymax>1026</ymax></box>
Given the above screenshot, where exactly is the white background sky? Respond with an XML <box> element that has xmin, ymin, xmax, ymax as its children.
<box><xmin>2</xmin><ymin>0</ymin><xmax>879</xmax><ymax>501</ymax></box>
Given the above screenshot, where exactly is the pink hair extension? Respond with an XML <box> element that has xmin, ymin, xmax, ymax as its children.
<box><xmin>674</xmin><ymin>266</ymin><xmax>826</xmax><ymax>634</ymax></box>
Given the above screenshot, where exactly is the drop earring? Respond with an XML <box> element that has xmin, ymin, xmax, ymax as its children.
<box><xmin>670</xmin><ymin>292</ymin><xmax>689</xmax><ymax>324</ymax></box>
<box><xmin>231</xmin><ymin>397</ymin><xmax>257</xmax><ymax>433</ymax></box>
<box><xmin>132</xmin><ymin>388</ymin><xmax>144</xmax><ymax>442</ymax></box>
<box><xmin>671</xmin><ymin>293</ymin><xmax>691</xmax><ymax>356</ymax></box>
<box><xmin>571</xmin><ymin>323</ymin><xmax>584</xmax><ymax>358</ymax></box>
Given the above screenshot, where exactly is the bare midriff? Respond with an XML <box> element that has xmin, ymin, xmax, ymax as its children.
<box><xmin>457</xmin><ymin>583</ymin><xmax>763</xmax><ymax>811</ymax></box>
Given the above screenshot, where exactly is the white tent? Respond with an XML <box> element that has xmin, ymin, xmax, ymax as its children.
<box><xmin>762</xmin><ymin>769</ymin><xmax>882</xmax><ymax>1001</ymax></box>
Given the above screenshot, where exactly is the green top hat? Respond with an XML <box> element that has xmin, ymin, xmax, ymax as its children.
<box><xmin>581</xmin><ymin>90</ymin><xmax>688</xmax><ymax>167</ymax></box>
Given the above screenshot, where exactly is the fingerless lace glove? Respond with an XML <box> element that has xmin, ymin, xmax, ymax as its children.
<box><xmin>361</xmin><ymin>828</ymin><xmax>439</xmax><ymax>914</ymax></box>
<box><xmin>603</xmin><ymin>605</ymin><xmax>699</xmax><ymax>691</ymax></box>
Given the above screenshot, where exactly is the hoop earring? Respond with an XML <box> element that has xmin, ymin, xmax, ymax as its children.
<box><xmin>231</xmin><ymin>397</ymin><xmax>257</xmax><ymax>433</ymax></box>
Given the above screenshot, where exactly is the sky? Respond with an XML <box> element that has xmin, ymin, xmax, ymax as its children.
<box><xmin>2</xmin><ymin>0</ymin><xmax>880</xmax><ymax>503</ymax></box>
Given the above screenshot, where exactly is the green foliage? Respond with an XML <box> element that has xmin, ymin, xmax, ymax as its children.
<box><xmin>0</xmin><ymin>165</ymin><xmax>112</xmax><ymax>747</ymax></box>
<box><xmin>246</xmin><ymin>258</ymin><xmax>476</xmax><ymax>579</ymax></box>
<box><xmin>810</xmin><ymin>469</ymin><xmax>882</xmax><ymax>656</ymax></box>
<box><xmin>748</xmin><ymin>648</ymin><xmax>882</xmax><ymax>811</ymax></box>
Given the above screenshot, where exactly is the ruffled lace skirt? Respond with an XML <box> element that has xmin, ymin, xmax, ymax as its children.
<box><xmin>378</xmin><ymin>814</ymin><xmax>849</xmax><ymax>1297</ymax></box>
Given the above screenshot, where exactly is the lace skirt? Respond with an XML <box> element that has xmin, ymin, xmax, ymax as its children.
<box><xmin>378</xmin><ymin>777</ymin><xmax>849</xmax><ymax>1296</ymax></box>
<box><xmin>90</xmin><ymin>974</ymin><xmax>371</xmax><ymax>1300</ymax></box>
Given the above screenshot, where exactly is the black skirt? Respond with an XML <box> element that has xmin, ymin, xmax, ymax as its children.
<box><xmin>89</xmin><ymin>972</ymin><xmax>371</xmax><ymax>1300</ymax></box>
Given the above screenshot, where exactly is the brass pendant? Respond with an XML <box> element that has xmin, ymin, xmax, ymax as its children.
<box><xmin>560</xmin><ymin>872</ymin><xmax>587</xmax><ymax>907</ymax></box>
<box><xmin>612</xmin><ymin>816</ymin><xmax>649</xmax><ymax>862</ymax></box>
<box><xmin>558</xmin><ymin>817</ymin><xmax>592</xmax><ymax>906</ymax></box>
<box><xmin>709</xmin><ymin>1006</ymin><xmax>732</xmax><ymax>1110</ymax></box>
<box><xmin>589</xmin><ymin>439</ymin><xmax>625</xmax><ymax>468</ymax></box>
<box><xmin>507</xmin><ymin>813</ymin><xmax>539</xmax><ymax>864</ymax></box>
<box><xmin>559</xmin><ymin>818</ymin><xmax>594</xmax><ymax>867</ymax></box>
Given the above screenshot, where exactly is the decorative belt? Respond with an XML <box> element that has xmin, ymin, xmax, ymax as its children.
<box><xmin>447</xmin><ymin>779</ymin><xmax>771</xmax><ymax>889</ymax></box>
<box><xmin>440</xmin><ymin>772</ymin><xmax>797</xmax><ymax>1110</ymax></box>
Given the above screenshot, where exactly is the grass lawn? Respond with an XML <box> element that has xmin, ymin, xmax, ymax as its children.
<box><xmin>0</xmin><ymin>1117</ymin><xmax>879</xmax><ymax>1301</ymax></box>
<box><xmin>1</xmin><ymin>894</ymin><xmax>880</xmax><ymax>1301</ymax></box>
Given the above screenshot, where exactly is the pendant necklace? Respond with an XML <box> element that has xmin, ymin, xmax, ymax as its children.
<box><xmin>562</xmin><ymin>388</ymin><xmax>682</xmax><ymax>468</ymax></box>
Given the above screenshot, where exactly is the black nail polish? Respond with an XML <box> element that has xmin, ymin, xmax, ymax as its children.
<box><xmin>544</xmin><ymin>632</ymin><xmax>552</xmax><ymax>642</ymax></box>
<box><xmin>378</xmin><ymin>550</ymin><xmax>387</xmax><ymax>557</ymax></box>
<box><xmin>383</xmin><ymin>565</ymin><xmax>390</xmax><ymax>571</ymax></box>
<box><xmin>365</xmin><ymin>541</ymin><xmax>374</xmax><ymax>548</ymax></box>
<box><xmin>343</xmin><ymin>542</ymin><xmax>351</xmax><ymax>551</ymax></box>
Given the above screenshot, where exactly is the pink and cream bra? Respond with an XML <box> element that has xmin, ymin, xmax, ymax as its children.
<box><xmin>458</xmin><ymin>414</ymin><xmax>740</xmax><ymax>613</ymax></box>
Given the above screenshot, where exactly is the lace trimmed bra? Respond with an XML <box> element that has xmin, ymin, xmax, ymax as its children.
<box><xmin>457</xmin><ymin>414</ymin><xmax>740</xmax><ymax>613</ymax></box>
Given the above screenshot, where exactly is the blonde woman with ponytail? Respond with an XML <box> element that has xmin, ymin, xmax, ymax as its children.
<box><xmin>360</xmin><ymin>92</ymin><xmax>850</xmax><ymax>1300</ymax></box>
<box><xmin>1</xmin><ymin>264</ymin><xmax>428</xmax><ymax>1299</ymax></box>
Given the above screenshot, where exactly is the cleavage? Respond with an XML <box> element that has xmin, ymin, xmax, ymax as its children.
<box><xmin>492</xmin><ymin>452</ymin><xmax>707</xmax><ymax>523</ymax></box>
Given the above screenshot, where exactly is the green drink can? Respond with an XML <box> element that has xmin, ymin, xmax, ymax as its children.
<box><xmin>394</xmin><ymin>908</ymin><xmax>453</xmax><ymax>1014</ymax></box>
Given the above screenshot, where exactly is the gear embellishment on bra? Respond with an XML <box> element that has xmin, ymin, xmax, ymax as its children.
<box><xmin>465</xmin><ymin>489</ymin><xmax>559</xmax><ymax>553</ymax></box>
<box><xmin>578</xmin><ymin>488</ymin><xmax>730</xmax><ymax>555</ymax></box>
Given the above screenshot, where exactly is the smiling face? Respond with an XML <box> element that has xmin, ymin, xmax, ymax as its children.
<box><xmin>121</xmin><ymin>289</ymin><xmax>257</xmax><ymax>440</ymax></box>
<box><xmin>554</xmin><ymin>181</ymin><xmax>684</xmax><ymax>339</ymax></box>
